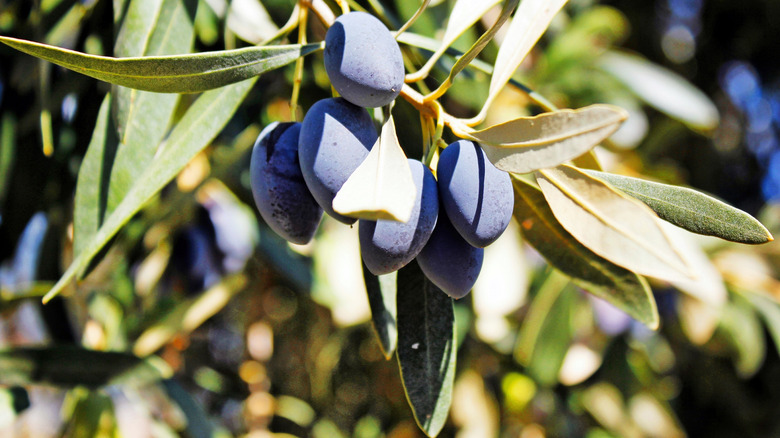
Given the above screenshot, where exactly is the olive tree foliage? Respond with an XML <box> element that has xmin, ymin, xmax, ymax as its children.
<box><xmin>0</xmin><ymin>0</ymin><xmax>775</xmax><ymax>436</ymax></box>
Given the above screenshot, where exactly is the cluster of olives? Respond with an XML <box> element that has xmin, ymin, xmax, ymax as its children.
<box><xmin>250</xmin><ymin>11</ymin><xmax>514</xmax><ymax>298</ymax></box>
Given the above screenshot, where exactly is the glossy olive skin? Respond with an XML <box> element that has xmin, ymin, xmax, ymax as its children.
<box><xmin>298</xmin><ymin>98</ymin><xmax>378</xmax><ymax>224</ymax></box>
<box><xmin>250</xmin><ymin>122</ymin><xmax>323</xmax><ymax>244</ymax></box>
<box><xmin>437</xmin><ymin>140</ymin><xmax>513</xmax><ymax>247</ymax></box>
<box><xmin>359</xmin><ymin>160</ymin><xmax>439</xmax><ymax>275</ymax></box>
<box><xmin>416</xmin><ymin>209</ymin><xmax>484</xmax><ymax>299</ymax></box>
<box><xmin>324</xmin><ymin>11</ymin><xmax>404</xmax><ymax>108</ymax></box>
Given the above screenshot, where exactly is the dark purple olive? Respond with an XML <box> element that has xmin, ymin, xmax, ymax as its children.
<box><xmin>324</xmin><ymin>12</ymin><xmax>404</xmax><ymax>108</ymax></box>
<box><xmin>250</xmin><ymin>122</ymin><xmax>323</xmax><ymax>244</ymax></box>
<box><xmin>437</xmin><ymin>140</ymin><xmax>513</xmax><ymax>247</ymax></box>
<box><xmin>416</xmin><ymin>209</ymin><xmax>484</xmax><ymax>299</ymax></box>
<box><xmin>359</xmin><ymin>159</ymin><xmax>438</xmax><ymax>275</ymax></box>
<box><xmin>298</xmin><ymin>97</ymin><xmax>378</xmax><ymax>223</ymax></box>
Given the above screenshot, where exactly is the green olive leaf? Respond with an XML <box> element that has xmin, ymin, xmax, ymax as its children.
<box><xmin>397</xmin><ymin>261</ymin><xmax>456</xmax><ymax>437</ymax></box>
<box><xmin>598</xmin><ymin>50</ymin><xmax>720</xmax><ymax>131</ymax></box>
<box><xmin>109</xmin><ymin>0</ymin><xmax>197</xmax><ymax>214</ymax></box>
<box><xmin>453</xmin><ymin>105</ymin><xmax>626</xmax><ymax>173</ymax></box>
<box><xmin>362</xmin><ymin>263</ymin><xmax>398</xmax><ymax>359</ymax></box>
<box><xmin>514</xmin><ymin>269</ymin><xmax>575</xmax><ymax>386</ymax></box>
<box><xmin>582</xmin><ymin>169</ymin><xmax>773</xmax><ymax>244</ymax></box>
<box><xmin>332</xmin><ymin>116</ymin><xmax>416</xmax><ymax>222</ymax></box>
<box><xmin>468</xmin><ymin>0</ymin><xmax>568</xmax><ymax>122</ymax></box>
<box><xmin>43</xmin><ymin>78</ymin><xmax>257</xmax><ymax>303</ymax></box>
<box><xmin>73</xmin><ymin>94</ymin><xmax>118</xmax><ymax>257</ymax></box>
<box><xmin>405</xmin><ymin>0</ymin><xmax>501</xmax><ymax>81</ymax></box>
<box><xmin>536</xmin><ymin>165</ymin><xmax>693</xmax><ymax>283</ymax></box>
<box><xmin>0</xmin><ymin>346</ymin><xmax>171</xmax><ymax>389</ymax></box>
<box><xmin>513</xmin><ymin>176</ymin><xmax>658</xmax><ymax>328</ymax></box>
<box><xmin>0</xmin><ymin>35</ymin><xmax>320</xmax><ymax>93</ymax></box>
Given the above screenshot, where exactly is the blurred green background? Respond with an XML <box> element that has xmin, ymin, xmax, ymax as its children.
<box><xmin>0</xmin><ymin>0</ymin><xmax>779</xmax><ymax>436</ymax></box>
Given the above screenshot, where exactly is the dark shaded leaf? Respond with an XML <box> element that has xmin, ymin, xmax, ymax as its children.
<box><xmin>513</xmin><ymin>176</ymin><xmax>658</xmax><ymax>328</ymax></box>
<box><xmin>0</xmin><ymin>36</ymin><xmax>320</xmax><ymax>93</ymax></box>
<box><xmin>397</xmin><ymin>262</ymin><xmax>456</xmax><ymax>437</ymax></box>
<box><xmin>0</xmin><ymin>346</ymin><xmax>170</xmax><ymax>388</ymax></box>
<box><xmin>362</xmin><ymin>263</ymin><xmax>398</xmax><ymax>359</ymax></box>
<box><xmin>584</xmin><ymin>169</ymin><xmax>773</xmax><ymax>244</ymax></box>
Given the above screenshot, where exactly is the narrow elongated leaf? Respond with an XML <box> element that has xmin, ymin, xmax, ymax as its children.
<box><xmin>108</xmin><ymin>0</ymin><xmax>197</xmax><ymax>214</ymax></box>
<box><xmin>43</xmin><ymin>78</ymin><xmax>257</xmax><ymax>303</ymax></box>
<box><xmin>745</xmin><ymin>292</ymin><xmax>780</xmax><ymax>359</ymax></box>
<box><xmin>73</xmin><ymin>94</ymin><xmax>119</xmax><ymax>256</ymax></box>
<box><xmin>406</xmin><ymin>0</ymin><xmax>501</xmax><ymax>80</ymax></box>
<box><xmin>598</xmin><ymin>50</ymin><xmax>719</xmax><ymax>130</ymax></box>
<box><xmin>362</xmin><ymin>263</ymin><xmax>398</xmax><ymax>359</ymax></box>
<box><xmin>472</xmin><ymin>0</ymin><xmax>567</xmax><ymax>120</ymax></box>
<box><xmin>397</xmin><ymin>262</ymin><xmax>456</xmax><ymax>437</ymax></box>
<box><xmin>428</xmin><ymin>0</ymin><xmax>518</xmax><ymax>100</ymax></box>
<box><xmin>0</xmin><ymin>346</ymin><xmax>171</xmax><ymax>388</ymax></box>
<box><xmin>0</xmin><ymin>114</ymin><xmax>16</xmax><ymax>205</ymax></box>
<box><xmin>513</xmin><ymin>176</ymin><xmax>658</xmax><ymax>328</ymax></box>
<box><xmin>583</xmin><ymin>169</ymin><xmax>773</xmax><ymax>244</ymax></box>
<box><xmin>721</xmin><ymin>294</ymin><xmax>765</xmax><ymax>377</ymax></box>
<box><xmin>455</xmin><ymin>105</ymin><xmax>626</xmax><ymax>173</ymax></box>
<box><xmin>0</xmin><ymin>36</ymin><xmax>320</xmax><ymax>93</ymax></box>
<box><xmin>515</xmin><ymin>270</ymin><xmax>575</xmax><ymax>386</ymax></box>
<box><xmin>333</xmin><ymin>116</ymin><xmax>416</xmax><ymax>222</ymax></box>
<box><xmin>536</xmin><ymin>165</ymin><xmax>692</xmax><ymax>282</ymax></box>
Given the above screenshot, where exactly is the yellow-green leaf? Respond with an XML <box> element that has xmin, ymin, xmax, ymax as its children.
<box><xmin>455</xmin><ymin>105</ymin><xmax>626</xmax><ymax>173</ymax></box>
<box><xmin>362</xmin><ymin>263</ymin><xmax>398</xmax><ymax>359</ymax></box>
<box><xmin>583</xmin><ymin>169</ymin><xmax>773</xmax><ymax>244</ymax></box>
<box><xmin>332</xmin><ymin>116</ymin><xmax>416</xmax><ymax>222</ymax></box>
<box><xmin>0</xmin><ymin>35</ymin><xmax>319</xmax><ymax>93</ymax></box>
<box><xmin>536</xmin><ymin>165</ymin><xmax>692</xmax><ymax>282</ymax></box>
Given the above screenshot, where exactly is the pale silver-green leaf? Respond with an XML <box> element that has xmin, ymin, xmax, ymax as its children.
<box><xmin>474</xmin><ymin>0</ymin><xmax>567</xmax><ymax>120</ymax></box>
<box><xmin>536</xmin><ymin>165</ymin><xmax>693</xmax><ymax>282</ymax></box>
<box><xmin>0</xmin><ymin>36</ymin><xmax>320</xmax><ymax>93</ymax></box>
<box><xmin>406</xmin><ymin>0</ymin><xmax>501</xmax><ymax>80</ymax></box>
<box><xmin>43</xmin><ymin>78</ymin><xmax>257</xmax><ymax>303</ymax></box>
<box><xmin>583</xmin><ymin>169</ymin><xmax>773</xmax><ymax>244</ymax></box>
<box><xmin>513</xmin><ymin>176</ymin><xmax>658</xmax><ymax>328</ymax></box>
<box><xmin>332</xmin><ymin>116</ymin><xmax>416</xmax><ymax>222</ymax></box>
<box><xmin>598</xmin><ymin>50</ymin><xmax>719</xmax><ymax>130</ymax></box>
<box><xmin>455</xmin><ymin>105</ymin><xmax>626</xmax><ymax>173</ymax></box>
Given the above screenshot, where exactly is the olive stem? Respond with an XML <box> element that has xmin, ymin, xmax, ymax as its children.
<box><xmin>290</xmin><ymin>3</ymin><xmax>309</xmax><ymax>122</ymax></box>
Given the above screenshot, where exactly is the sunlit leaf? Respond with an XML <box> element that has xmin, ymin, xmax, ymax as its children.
<box><xmin>406</xmin><ymin>0</ymin><xmax>501</xmax><ymax>81</ymax></box>
<box><xmin>0</xmin><ymin>346</ymin><xmax>171</xmax><ymax>388</ymax></box>
<box><xmin>513</xmin><ymin>176</ymin><xmax>658</xmax><ymax>328</ymax></box>
<box><xmin>73</xmin><ymin>94</ymin><xmax>118</xmax><ymax>257</ymax></box>
<box><xmin>332</xmin><ymin>116</ymin><xmax>416</xmax><ymax>222</ymax></box>
<box><xmin>62</xmin><ymin>389</ymin><xmax>119</xmax><ymax>438</ymax></box>
<box><xmin>536</xmin><ymin>165</ymin><xmax>692</xmax><ymax>282</ymax></box>
<box><xmin>0</xmin><ymin>35</ymin><xmax>320</xmax><ymax>93</ymax></box>
<box><xmin>598</xmin><ymin>50</ymin><xmax>720</xmax><ymax>130</ymax></box>
<box><xmin>454</xmin><ymin>105</ymin><xmax>626</xmax><ymax>173</ymax></box>
<box><xmin>472</xmin><ymin>0</ymin><xmax>568</xmax><ymax>120</ymax></box>
<box><xmin>583</xmin><ymin>169</ymin><xmax>773</xmax><ymax>244</ymax></box>
<box><xmin>44</xmin><ymin>78</ymin><xmax>256</xmax><ymax>303</ymax></box>
<box><xmin>362</xmin><ymin>264</ymin><xmax>397</xmax><ymax>359</ymax></box>
<box><xmin>397</xmin><ymin>262</ymin><xmax>456</xmax><ymax>437</ymax></box>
